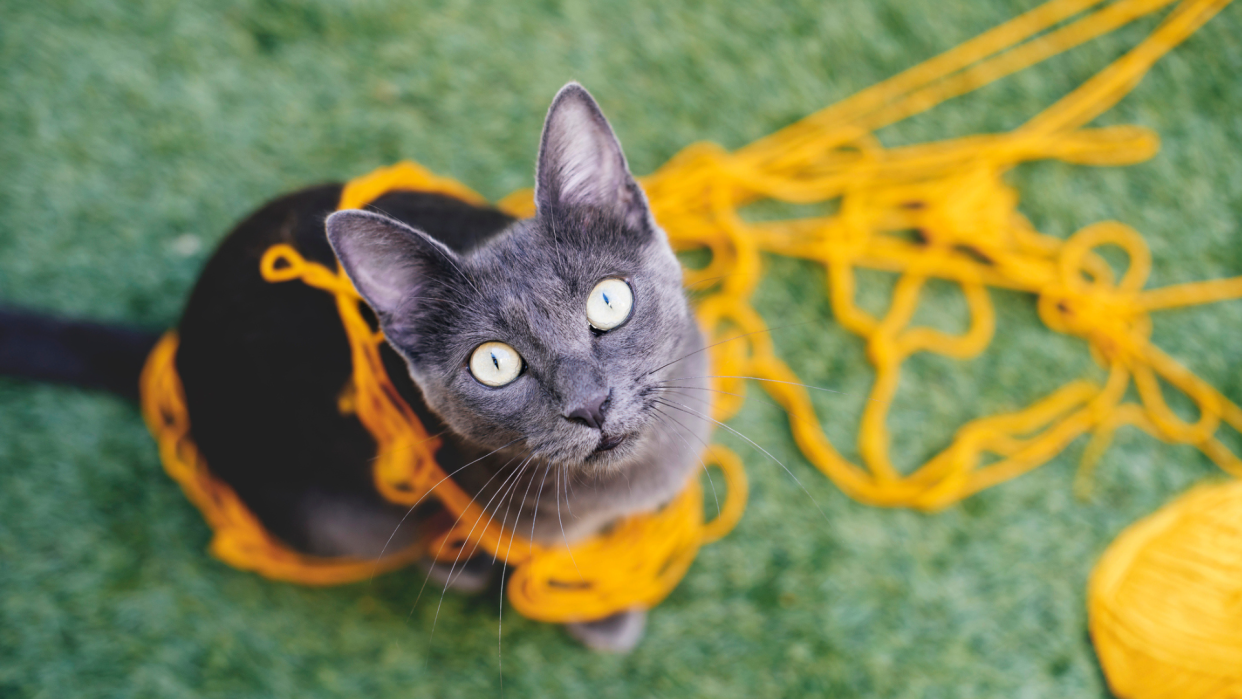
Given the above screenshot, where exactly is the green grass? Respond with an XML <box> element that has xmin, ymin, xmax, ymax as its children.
<box><xmin>2</xmin><ymin>0</ymin><xmax>1241</xmax><ymax>696</ymax></box>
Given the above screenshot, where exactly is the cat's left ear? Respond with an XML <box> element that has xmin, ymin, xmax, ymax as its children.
<box><xmin>535</xmin><ymin>82</ymin><xmax>651</xmax><ymax>230</ymax></box>
<box><xmin>326</xmin><ymin>209</ymin><xmax>460</xmax><ymax>323</ymax></box>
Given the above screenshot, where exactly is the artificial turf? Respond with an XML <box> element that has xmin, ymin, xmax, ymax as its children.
<box><xmin>2</xmin><ymin>0</ymin><xmax>1241</xmax><ymax>696</ymax></box>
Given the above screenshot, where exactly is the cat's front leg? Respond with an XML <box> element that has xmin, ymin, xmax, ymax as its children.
<box><xmin>417</xmin><ymin>555</ymin><xmax>496</xmax><ymax>594</ymax></box>
<box><xmin>565</xmin><ymin>608</ymin><xmax>647</xmax><ymax>653</ymax></box>
<box><xmin>422</xmin><ymin>553</ymin><xmax>647</xmax><ymax>652</ymax></box>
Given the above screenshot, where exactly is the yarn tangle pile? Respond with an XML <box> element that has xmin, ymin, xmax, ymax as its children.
<box><xmin>502</xmin><ymin>0</ymin><xmax>1242</xmax><ymax>509</ymax></box>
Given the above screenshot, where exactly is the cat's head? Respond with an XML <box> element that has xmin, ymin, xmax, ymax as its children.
<box><xmin>326</xmin><ymin>83</ymin><xmax>705</xmax><ymax>471</ymax></box>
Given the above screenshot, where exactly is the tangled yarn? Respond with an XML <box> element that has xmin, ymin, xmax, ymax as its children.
<box><xmin>500</xmin><ymin>0</ymin><xmax>1242</xmax><ymax>510</ymax></box>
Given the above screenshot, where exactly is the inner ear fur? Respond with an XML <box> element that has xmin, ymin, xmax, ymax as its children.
<box><xmin>325</xmin><ymin>209</ymin><xmax>460</xmax><ymax>321</ymax></box>
<box><xmin>535</xmin><ymin>82</ymin><xmax>651</xmax><ymax>230</ymax></box>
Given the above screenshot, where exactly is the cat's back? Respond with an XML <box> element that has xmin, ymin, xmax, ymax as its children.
<box><xmin>174</xmin><ymin>184</ymin><xmax>514</xmax><ymax>555</ymax></box>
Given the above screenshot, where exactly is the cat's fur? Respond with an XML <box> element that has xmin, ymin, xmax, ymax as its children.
<box><xmin>325</xmin><ymin>84</ymin><xmax>710</xmax><ymax>545</ymax></box>
<box><xmin>0</xmin><ymin>84</ymin><xmax>710</xmax><ymax>651</ymax></box>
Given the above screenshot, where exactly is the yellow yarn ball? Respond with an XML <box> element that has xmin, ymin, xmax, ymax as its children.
<box><xmin>1089</xmin><ymin>480</ymin><xmax>1242</xmax><ymax>699</ymax></box>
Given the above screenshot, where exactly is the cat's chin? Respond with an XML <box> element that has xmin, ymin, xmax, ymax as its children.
<box><xmin>578</xmin><ymin>428</ymin><xmax>651</xmax><ymax>471</ymax></box>
<box><xmin>593</xmin><ymin>433</ymin><xmax>628</xmax><ymax>454</ymax></box>
<box><xmin>583</xmin><ymin>439</ymin><xmax>628</xmax><ymax>467</ymax></box>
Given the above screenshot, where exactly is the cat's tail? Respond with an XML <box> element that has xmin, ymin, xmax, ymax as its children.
<box><xmin>0</xmin><ymin>306</ymin><xmax>162</xmax><ymax>401</ymax></box>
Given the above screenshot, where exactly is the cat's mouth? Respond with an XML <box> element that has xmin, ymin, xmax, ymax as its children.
<box><xmin>593</xmin><ymin>433</ymin><xmax>627</xmax><ymax>454</ymax></box>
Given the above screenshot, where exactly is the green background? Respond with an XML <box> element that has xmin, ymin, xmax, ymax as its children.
<box><xmin>2</xmin><ymin>0</ymin><xmax>1240</xmax><ymax>696</ymax></box>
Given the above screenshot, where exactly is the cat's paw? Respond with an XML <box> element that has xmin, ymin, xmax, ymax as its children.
<box><xmin>417</xmin><ymin>555</ymin><xmax>495</xmax><ymax>594</ymax></box>
<box><xmin>565</xmin><ymin>608</ymin><xmax>646</xmax><ymax>653</ymax></box>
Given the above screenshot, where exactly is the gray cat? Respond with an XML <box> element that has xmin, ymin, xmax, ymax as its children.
<box><xmin>327</xmin><ymin>83</ymin><xmax>712</xmax><ymax>651</ymax></box>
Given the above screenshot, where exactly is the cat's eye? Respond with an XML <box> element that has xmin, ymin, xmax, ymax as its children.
<box><xmin>469</xmin><ymin>341</ymin><xmax>523</xmax><ymax>387</ymax></box>
<box><xmin>586</xmin><ymin>278</ymin><xmax>633</xmax><ymax>331</ymax></box>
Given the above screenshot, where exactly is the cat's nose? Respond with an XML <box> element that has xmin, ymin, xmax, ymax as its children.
<box><xmin>565</xmin><ymin>390</ymin><xmax>609</xmax><ymax>430</ymax></box>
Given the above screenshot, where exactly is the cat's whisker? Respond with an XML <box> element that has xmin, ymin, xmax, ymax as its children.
<box><xmin>657</xmin><ymin>374</ymin><xmax>877</xmax><ymax>402</ymax></box>
<box><xmin>427</xmin><ymin>456</ymin><xmax>531</xmax><ymax>642</ymax></box>
<box><xmin>492</xmin><ymin>455</ymin><xmax>540</xmax><ymax>567</ymax></box>
<box><xmin>680</xmin><ymin>271</ymin><xmax>740</xmax><ymax>293</ymax></box>
<box><xmin>496</xmin><ymin>461</ymin><xmax>556</xmax><ymax>693</ymax></box>
<box><xmin>618</xmin><ymin>450</ymin><xmax>635</xmax><ymax>497</ymax></box>
<box><xmin>556</xmin><ymin>466</ymin><xmax>584</xmax><ymax>581</ymax></box>
<box><xmin>562</xmin><ymin>467</ymin><xmax>576</xmax><ymax>520</ymax></box>
<box><xmin>530</xmin><ymin>462</ymin><xmax>553</xmax><ymax>546</ymax></box>
<box><xmin>652</xmin><ymin>397</ymin><xmax>829</xmax><ymax>523</ymax></box>
<box><xmin>426</xmin><ymin>458</ymin><xmax>530</xmax><ymax>657</ymax></box>
<box><xmin>452</xmin><ymin>455</ymin><xmax>532</xmax><ymax>580</ymax></box>
<box><xmin>496</xmin><ymin>456</ymin><xmax>545</xmax><ymax>692</ymax></box>
<box><xmin>650</xmin><ymin>407</ymin><xmax>720</xmax><ymax>518</ymax></box>
<box><xmin>483</xmin><ymin>456</ymin><xmax>539</xmax><ymax>696</ymax></box>
<box><xmin>651</xmin><ymin>386</ymin><xmax>715</xmax><ymax>410</ymax></box>
<box><xmin>654</xmin><ymin>384</ymin><xmax>798</xmax><ymax>428</ymax></box>
<box><xmin>651</xmin><ymin>384</ymin><xmax>856</xmax><ymax>435</ymax></box>
<box><xmin>367</xmin><ymin>428</ymin><xmax>451</xmax><ymax>464</ymax></box>
<box><xmin>641</xmin><ymin>320</ymin><xmax>821</xmax><ymax>379</ymax></box>
<box><xmin>405</xmin><ymin>451</ymin><xmax>520</xmax><ymax>628</ymax></box>
<box><xmin>371</xmin><ymin>436</ymin><xmax>521</xmax><ymax>584</ymax></box>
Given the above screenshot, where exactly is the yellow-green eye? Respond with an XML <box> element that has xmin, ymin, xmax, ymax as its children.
<box><xmin>469</xmin><ymin>341</ymin><xmax>522</xmax><ymax>387</ymax></box>
<box><xmin>586</xmin><ymin>278</ymin><xmax>633</xmax><ymax>331</ymax></box>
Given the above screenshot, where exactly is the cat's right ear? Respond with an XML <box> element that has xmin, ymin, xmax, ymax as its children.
<box><xmin>535</xmin><ymin>83</ymin><xmax>650</xmax><ymax>229</ymax></box>
<box><xmin>325</xmin><ymin>209</ymin><xmax>459</xmax><ymax>321</ymax></box>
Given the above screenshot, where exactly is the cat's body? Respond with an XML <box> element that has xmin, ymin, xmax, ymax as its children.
<box><xmin>0</xmin><ymin>84</ymin><xmax>711</xmax><ymax>651</ymax></box>
<box><xmin>176</xmin><ymin>184</ymin><xmax>509</xmax><ymax>559</ymax></box>
<box><xmin>178</xmin><ymin>182</ymin><xmax>708</xmax><ymax>558</ymax></box>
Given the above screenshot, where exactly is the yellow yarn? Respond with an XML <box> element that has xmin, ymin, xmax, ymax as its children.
<box><xmin>1089</xmin><ymin>480</ymin><xmax>1242</xmax><ymax>698</ymax></box>
<box><xmin>502</xmin><ymin>0</ymin><xmax>1242</xmax><ymax>509</ymax></box>
<box><xmin>140</xmin><ymin>333</ymin><xmax>425</xmax><ymax>584</ymax></box>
